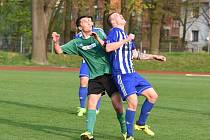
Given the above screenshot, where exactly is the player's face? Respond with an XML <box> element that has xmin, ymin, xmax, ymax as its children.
<box><xmin>112</xmin><ymin>13</ymin><xmax>126</xmax><ymax>26</ymax></box>
<box><xmin>79</xmin><ymin>17</ymin><xmax>93</xmax><ymax>32</ymax></box>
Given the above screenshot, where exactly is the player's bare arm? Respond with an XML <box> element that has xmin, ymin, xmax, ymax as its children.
<box><xmin>132</xmin><ymin>49</ymin><xmax>166</xmax><ymax>61</ymax></box>
<box><xmin>52</xmin><ymin>32</ymin><xmax>63</xmax><ymax>54</ymax></box>
<box><xmin>106</xmin><ymin>33</ymin><xmax>135</xmax><ymax>52</ymax></box>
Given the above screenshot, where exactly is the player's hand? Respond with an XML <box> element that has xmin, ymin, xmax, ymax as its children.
<box><xmin>154</xmin><ymin>55</ymin><xmax>166</xmax><ymax>61</ymax></box>
<box><xmin>91</xmin><ymin>32</ymin><xmax>98</xmax><ymax>39</ymax></box>
<box><xmin>52</xmin><ymin>32</ymin><xmax>60</xmax><ymax>43</ymax></box>
<box><xmin>128</xmin><ymin>33</ymin><xmax>135</xmax><ymax>41</ymax></box>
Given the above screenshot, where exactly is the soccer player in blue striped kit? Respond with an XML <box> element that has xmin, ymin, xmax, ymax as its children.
<box><xmin>105</xmin><ymin>12</ymin><xmax>166</xmax><ymax>140</ymax></box>
<box><xmin>74</xmin><ymin>17</ymin><xmax>105</xmax><ymax>116</ymax></box>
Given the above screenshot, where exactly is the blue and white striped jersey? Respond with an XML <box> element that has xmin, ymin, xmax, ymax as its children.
<box><xmin>106</xmin><ymin>27</ymin><xmax>136</xmax><ymax>75</ymax></box>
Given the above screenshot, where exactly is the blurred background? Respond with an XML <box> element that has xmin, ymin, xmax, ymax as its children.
<box><xmin>0</xmin><ymin>0</ymin><xmax>210</xmax><ymax>65</ymax></box>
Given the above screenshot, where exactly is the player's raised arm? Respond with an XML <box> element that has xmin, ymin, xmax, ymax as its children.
<box><xmin>105</xmin><ymin>33</ymin><xmax>135</xmax><ymax>52</ymax></box>
<box><xmin>52</xmin><ymin>32</ymin><xmax>63</xmax><ymax>54</ymax></box>
<box><xmin>132</xmin><ymin>49</ymin><xmax>166</xmax><ymax>61</ymax></box>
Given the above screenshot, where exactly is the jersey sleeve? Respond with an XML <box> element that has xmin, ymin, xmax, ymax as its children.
<box><xmin>93</xmin><ymin>28</ymin><xmax>106</xmax><ymax>39</ymax></box>
<box><xmin>61</xmin><ymin>39</ymin><xmax>79</xmax><ymax>55</ymax></box>
<box><xmin>96</xmin><ymin>29</ymin><xmax>106</xmax><ymax>40</ymax></box>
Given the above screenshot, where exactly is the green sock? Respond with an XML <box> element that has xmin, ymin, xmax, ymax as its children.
<box><xmin>86</xmin><ymin>109</ymin><xmax>96</xmax><ymax>134</ymax></box>
<box><xmin>117</xmin><ymin>112</ymin><xmax>126</xmax><ymax>134</ymax></box>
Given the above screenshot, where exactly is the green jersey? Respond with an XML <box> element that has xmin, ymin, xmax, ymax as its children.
<box><xmin>61</xmin><ymin>30</ymin><xmax>111</xmax><ymax>79</ymax></box>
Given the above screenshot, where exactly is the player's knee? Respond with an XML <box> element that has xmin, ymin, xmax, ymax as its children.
<box><xmin>127</xmin><ymin>94</ymin><xmax>138</xmax><ymax>111</ymax></box>
<box><xmin>111</xmin><ymin>95</ymin><xmax>124</xmax><ymax>113</ymax></box>
<box><xmin>127</xmin><ymin>101</ymin><xmax>138</xmax><ymax>111</ymax></box>
<box><xmin>114</xmin><ymin>103</ymin><xmax>124</xmax><ymax>113</ymax></box>
<box><xmin>87</xmin><ymin>97</ymin><xmax>98</xmax><ymax>109</ymax></box>
<box><xmin>80</xmin><ymin>77</ymin><xmax>88</xmax><ymax>87</ymax></box>
<box><xmin>148</xmin><ymin>92</ymin><xmax>158</xmax><ymax>103</ymax></box>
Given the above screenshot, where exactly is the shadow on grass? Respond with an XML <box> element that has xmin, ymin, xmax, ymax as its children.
<box><xmin>0</xmin><ymin>100</ymin><xmax>121</xmax><ymax>139</ymax></box>
<box><xmin>155</xmin><ymin>105</ymin><xmax>210</xmax><ymax>116</ymax></box>
<box><xmin>0</xmin><ymin>100</ymin><xmax>76</xmax><ymax>115</ymax></box>
<box><xmin>0</xmin><ymin>117</ymin><xmax>79</xmax><ymax>139</ymax></box>
<box><xmin>0</xmin><ymin>118</ymin><xmax>120</xmax><ymax>140</ymax></box>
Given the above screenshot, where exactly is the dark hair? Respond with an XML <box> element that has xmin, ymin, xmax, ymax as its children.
<box><xmin>107</xmin><ymin>12</ymin><xmax>116</xmax><ymax>27</ymax></box>
<box><xmin>76</xmin><ymin>16</ymin><xmax>93</xmax><ymax>27</ymax></box>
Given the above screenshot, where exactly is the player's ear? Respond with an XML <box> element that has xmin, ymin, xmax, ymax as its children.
<box><xmin>78</xmin><ymin>26</ymin><xmax>82</xmax><ymax>31</ymax></box>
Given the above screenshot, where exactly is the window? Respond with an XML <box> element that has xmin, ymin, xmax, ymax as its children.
<box><xmin>192</xmin><ymin>30</ymin><xmax>199</xmax><ymax>42</ymax></box>
<box><xmin>173</xmin><ymin>20</ymin><xmax>180</xmax><ymax>28</ymax></box>
<box><xmin>94</xmin><ymin>8</ymin><xmax>100</xmax><ymax>20</ymax></box>
<box><xmin>192</xmin><ymin>7</ymin><xmax>199</xmax><ymax>18</ymax></box>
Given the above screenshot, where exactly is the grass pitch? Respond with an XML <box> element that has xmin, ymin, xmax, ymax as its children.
<box><xmin>0</xmin><ymin>70</ymin><xmax>209</xmax><ymax>140</ymax></box>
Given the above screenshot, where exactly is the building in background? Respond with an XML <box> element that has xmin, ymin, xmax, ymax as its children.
<box><xmin>180</xmin><ymin>0</ymin><xmax>209</xmax><ymax>52</ymax></box>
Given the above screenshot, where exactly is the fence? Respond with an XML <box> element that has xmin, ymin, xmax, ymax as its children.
<box><xmin>0</xmin><ymin>36</ymin><xmax>32</xmax><ymax>54</ymax></box>
<box><xmin>0</xmin><ymin>37</ymin><xmax>210</xmax><ymax>54</ymax></box>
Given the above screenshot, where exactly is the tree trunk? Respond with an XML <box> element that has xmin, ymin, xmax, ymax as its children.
<box><xmin>32</xmin><ymin>0</ymin><xmax>58</xmax><ymax>64</ymax></box>
<box><xmin>103</xmin><ymin>0</ymin><xmax>110</xmax><ymax>34</ymax></box>
<box><xmin>63</xmin><ymin>0</ymin><xmax>72</xmax><ymax>43</ymax></box>
<box><xmin>150</xmin><ymin>21</ymin><xmax>162</xmax><ymax>54</ymax></box>
<box><xmin>149</xmin><ymin>0</ymin><xmax>164</xmax><ymax>54</ymax></box>
<box><xmin>181</xmin><ymin>5</ymin><xmax>188</xmax><ymax>48</ymax></box>
<box><xmin>32</xmin><ymin>0</ymin><xmax>47</xmax><ymax>64</ymax></box>
<box><xmin>121</xmin><ymin>0</ymin><xmax>130</xmax><ymax>32</ymax></box>
<box><xmin>47</xmin><ymin>0</ymin><xmax>64</xmax><ymax>50</ymax></box>
<box><xmin>208</xmin><ymin>1</ymin><xmax>210</xmax><ymax>54</ymax></box>
<box><xmin>128</xmin><ymin>0</ymin><xmax>143</xmax><ymax>49</ymax></box>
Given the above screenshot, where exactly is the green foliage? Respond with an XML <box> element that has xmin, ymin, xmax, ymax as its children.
<box><xmin>0</xmin><ymin>0</ymin><xmax>32</xmax><ymax>37</ymax></box>
<box><xmin>0</xmin><ymin>71</ymin><xmax>210</xmax><ymax>140</ymax></box>
<box><xmin>0</xmin><ymin>51</ymin><xmax>31</xmax><ymax>65</ymax></box>
<box><xmin>48</xmin><ymin>53</ymin><xmax>82</xmax><ymax>68</ymax></box>
<box><xmin>77</xmin><ymin>0</ymin><xmax>89</xmax><ymax>17</ymax></box>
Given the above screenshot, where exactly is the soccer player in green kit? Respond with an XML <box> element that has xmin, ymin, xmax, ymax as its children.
<box><xmin>52</xmin><ymin>16</ymin><xmax>126</xmax><ymax>140</ymax></box>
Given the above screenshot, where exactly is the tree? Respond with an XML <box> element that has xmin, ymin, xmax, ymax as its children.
<box><xmin>77</xmin><ymin>0</ymin><xmax>89</xmax><ymax>17</ymax></box>
<box><xmin>128</xmin><ymin>0</ymin><xmax>143</xmax><ymax>49</ymax></box>
<box><xmin>63</xmin><ymin>0</ymin><xmax>72</xmax><ymax>43</ymax></box>
<box><xmin>0</xmin><ymin>0</ymin><xmax>31</xmax><ymax>51</ymax></box>
<box><xmin>32</xmin><ymin>0</ymin><xmax>58</xmax><ymax>64</ymax></box>
<box><xmin>103</xmin><ymin>0</ymin><xmax>110</xmax><ymax>33</ymax></box>
<box><xmin>121</xmin><ymin>0</ymin><xmax>134</xmax><ymax>32</ymax></box>
<box><xmin>148</xmin><ymin>0</ymin><xmax>165</xmax><ymax>54</ymax></box>
<box><xmin>178</xmin><ymin>0</ymin><xmax>208</xmax><ymax>48</ymax></box>
<box><xmin>146</xmin><ymin>0</ymin><xmax>180</xmax><ymax>54</ymax></box>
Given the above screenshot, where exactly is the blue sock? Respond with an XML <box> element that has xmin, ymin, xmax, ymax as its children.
<box><xmin>96</xmin><ymin>96</ymin><xmax>101</xmax><ymax>110</ymax></box>
<box><xmin>136</xmin><ymin>100</ymin><xmax>154</xmax><ymax>126</ymax></box>
<box><xmin>79</xmin><ymin>87</ymin><xmax>88</xmax><ymax>108</ymax></box>
<box><xmin>126</xmin><ymin>109</ymin><xmax>135</xmax><ymax>137</ymax></box>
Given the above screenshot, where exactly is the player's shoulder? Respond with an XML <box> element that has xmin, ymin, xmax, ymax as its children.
<box><xmin>93</xmin><ymin>27</ymin><xmax>104</xmax><ymax>32</ymax></box>
<box><xmin>107</xmin><ymin>28</ymin><xmax>120</xmax><ymax>36</ymax></box>
<box><xmin>93</xmin><ymin>27</ymin><xmax>105</xmax><ymax>34</ymax></box>
<box><xmin>93</xmin><ymin>27</ymin><xmax>106</xmax><ymax>38</ymax></box>
<box><xmin>112</xmin><ymin>27</ymin><xmax>122</xmax><ymax>33</ymax></box>
<box><xmin>69</xmin><ymin>37</ymin><xmax>82</xmax><ymax>46</ymax></box>
<box><xmin>74</xmin><ymin>32</ymin><xmax>83</xmax><ymax>39</ymax></box>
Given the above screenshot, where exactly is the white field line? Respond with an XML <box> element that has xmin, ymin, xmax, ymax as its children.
<box><xmin>185</xmin><ymin>74</ymin><xmax>210</xmax><ymax>77</ymax></box>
